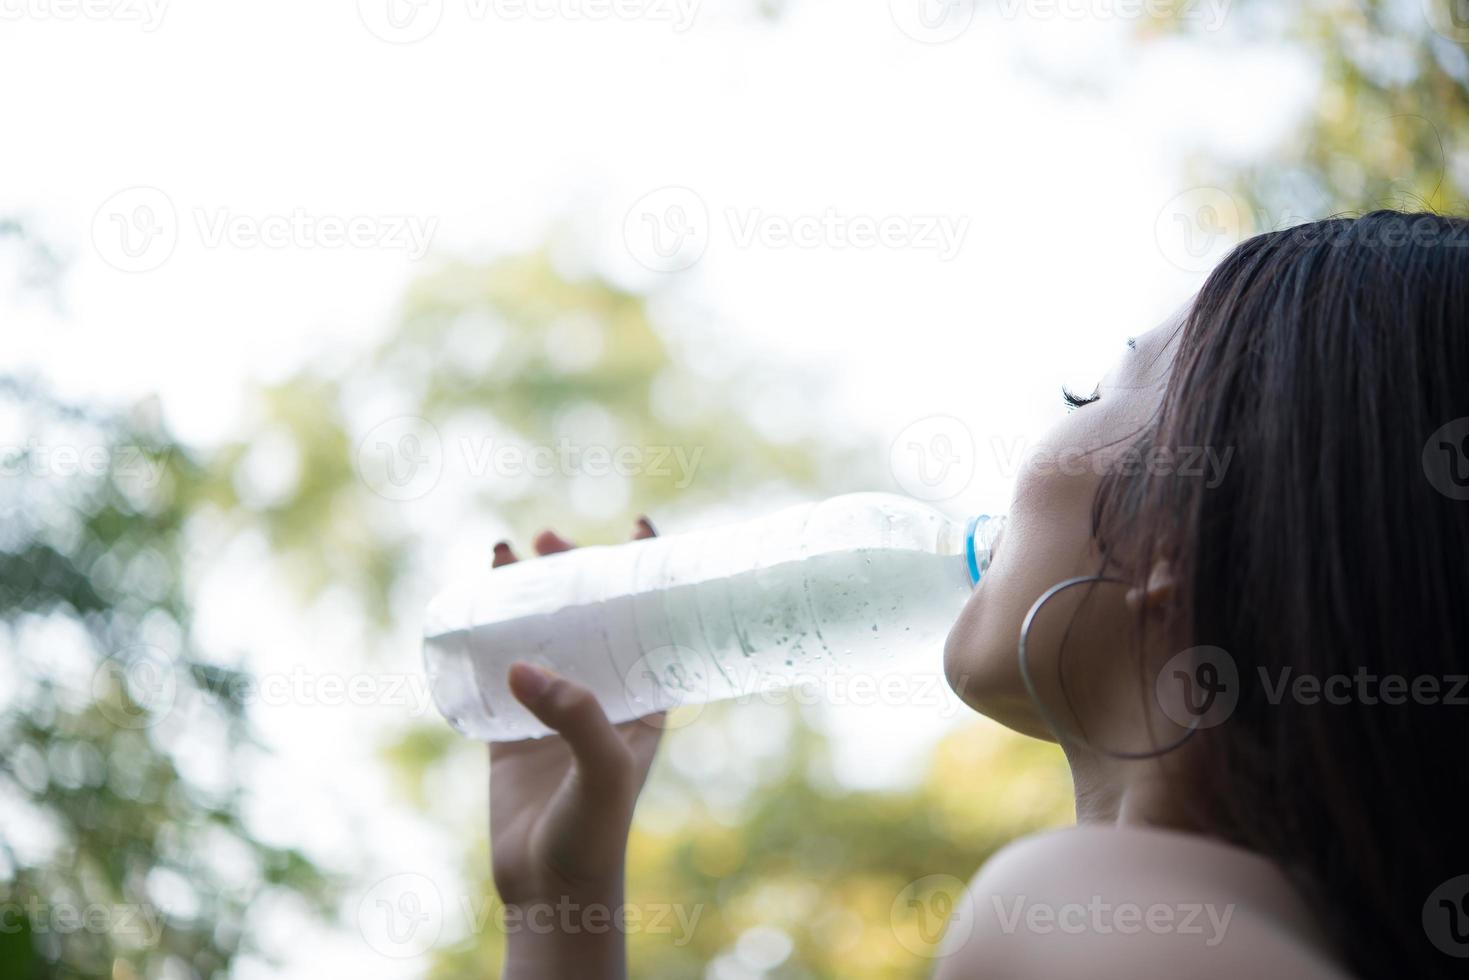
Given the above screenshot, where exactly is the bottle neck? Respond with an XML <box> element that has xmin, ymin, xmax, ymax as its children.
<box><xmin>964</xmin><ymin>514</ymin><xmax>1006</xmax><ymax>587</ymax></box>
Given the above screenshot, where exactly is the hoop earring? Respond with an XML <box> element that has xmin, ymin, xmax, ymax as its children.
<box><xmin>1017</xmin><ymin>575</ymin><xmax>1198</xmax><ymax>761</ymax></box>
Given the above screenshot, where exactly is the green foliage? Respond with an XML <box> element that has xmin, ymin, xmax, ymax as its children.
<box><xmin>0</xmin><ymin>379</ymin><xmax>332</xmax><ymax>980</ymax></box>
<box><xmin>1156</xmin><ymin>0</ymin><xmax>1468</xmax><ymax>216</ymax></box>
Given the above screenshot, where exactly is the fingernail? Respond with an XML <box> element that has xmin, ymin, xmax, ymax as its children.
<box><xmin>636</xmin><ymin>515</ymin><xmax>655</xmax><ymax>534</ymax></box>
<box><xmin>509</xmin><ymin>662</ymin><xmax>550</xmax><ymax>699</ymax></box>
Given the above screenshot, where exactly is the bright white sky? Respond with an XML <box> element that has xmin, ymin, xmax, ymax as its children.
<box><xmin>1</xmin><ymin>2</ymin><xmax>1314</xmax><ymax>977</ymax></box>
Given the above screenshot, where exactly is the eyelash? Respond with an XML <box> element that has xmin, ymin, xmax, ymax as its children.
<box><xmin>1061</xmin><ymin>385</ymin><xmax>1100</xmax><ymax>411</ymax></box>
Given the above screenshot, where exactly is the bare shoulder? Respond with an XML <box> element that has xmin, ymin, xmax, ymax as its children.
<box><xmin>931</xmin><ymin>824</ymin><xmax>1350</xmax><ymax>980</ymax></box>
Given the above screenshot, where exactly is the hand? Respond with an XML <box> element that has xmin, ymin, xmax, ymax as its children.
<box><xmin>488</xmin><ymin>519</ymin><xmax>665</xmax><ymax>918</ymax></box>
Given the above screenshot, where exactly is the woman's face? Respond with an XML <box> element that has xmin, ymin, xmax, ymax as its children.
<box><xmin>944</xmin><ymin>317</ymin><xmax>1181</xmax><ymax>741</ymax></box>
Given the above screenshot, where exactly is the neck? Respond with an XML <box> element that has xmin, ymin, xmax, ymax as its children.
<box><xmin>1063</xmin><ymin>741</ymin><xmax>1195</xmax><ymax>828</ymax></box>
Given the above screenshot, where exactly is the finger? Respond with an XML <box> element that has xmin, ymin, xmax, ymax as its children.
<box><xmin>617</xmin><ymin>712</ymin><xmax>665</xmax><ymax>776</ymax></box>
<box><xmin>492</xmin><ymin>541</ymin><xmax>517</xmax><ymax>568</ymax></box>
<box><xmin>533</xmin><ymin>529</ymin><xmax>575</xmax><ymax>556</ymax></box>
<box><xmin>507</xmin><ymin>663</ymin><xmax>631</xmax><ymax>790</ymax></box>
<box><xmin>632</xmin><ymin>515</ymin><xmax>656</xmax><ymax>540</ymax></box>
<box><xmin>615</xmin><ymin>711</ymin><xmax>665</xmax><ymax>746</ymax></box>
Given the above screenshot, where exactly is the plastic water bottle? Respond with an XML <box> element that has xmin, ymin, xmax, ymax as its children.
<box><xmin>422</xmin><ymin>492</ymin><xmax>1005</xmax><ymax>740</ymax></box>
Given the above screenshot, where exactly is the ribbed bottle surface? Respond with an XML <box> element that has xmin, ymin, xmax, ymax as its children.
<box><xmin>423</xmin><ymin>493</ymin><xmax>1001</xmax><ymax>740</ymax></box>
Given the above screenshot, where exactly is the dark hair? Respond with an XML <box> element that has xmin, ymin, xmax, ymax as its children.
<box><xmin>1095</xmin><ymin>211</ymin><xmax>1469</xmax><ymax>977</ymax></box>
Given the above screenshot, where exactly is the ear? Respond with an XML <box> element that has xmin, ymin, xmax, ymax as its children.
<box><xmin>1124</xmin><ymin>560</ymin><xmax>1176</xmax><ymax>615</ymax></box>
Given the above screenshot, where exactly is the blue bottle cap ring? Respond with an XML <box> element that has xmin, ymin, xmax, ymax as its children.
<box><xmin>965</xmin><ymin>514</ymin><xmax>983</xmax><ymax>586</ymax></box>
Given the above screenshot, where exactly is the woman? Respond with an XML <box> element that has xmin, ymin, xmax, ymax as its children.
<box><xmin>485</xmin><ymin>211</ymin><xmax>1469</xmax><ymax>978</ymax></box>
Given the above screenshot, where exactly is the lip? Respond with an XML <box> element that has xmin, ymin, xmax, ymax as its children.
<box><xmin>980</xmin><ymin>529</ymin><xmax>1003</xmax><ymax>581</ymax></box>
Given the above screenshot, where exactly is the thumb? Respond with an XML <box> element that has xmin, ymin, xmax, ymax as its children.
<box><xmin>508</xmin><ymin>663</ymin><xmax>633</xmax><ymax>792</ymax></box>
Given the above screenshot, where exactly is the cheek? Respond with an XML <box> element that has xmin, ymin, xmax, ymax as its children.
<box><xmin>943</xmin><ymin>440</ymin><xmax>1104</xmax><ymax>711</ymax></box>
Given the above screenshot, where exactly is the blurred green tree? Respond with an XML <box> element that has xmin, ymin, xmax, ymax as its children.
<box><xmin>1151</xmin><ymin>0</ymin><xmax>1467</xmax><ymax>216</ymax></box>
<box><xmin>0</xmin><ymin>371</ymin><xmax>332</xmax><ymax>978</ymax></box>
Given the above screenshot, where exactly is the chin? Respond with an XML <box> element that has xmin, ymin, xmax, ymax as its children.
<box><xmin>943</xmin><ymin>615</ymin><xmax>1055</xmax><ymax>741</ymax></box>
<box><xmin>943</xmin><ymin>620</ymin><xmax>999</xmax><ymax>710</ymax></box>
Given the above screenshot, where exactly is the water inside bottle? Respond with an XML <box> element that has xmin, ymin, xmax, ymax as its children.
<box><xmin>424</xmin><ymin>543</ymin><xmax>973</xmax><ymax>740</ymax></box>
